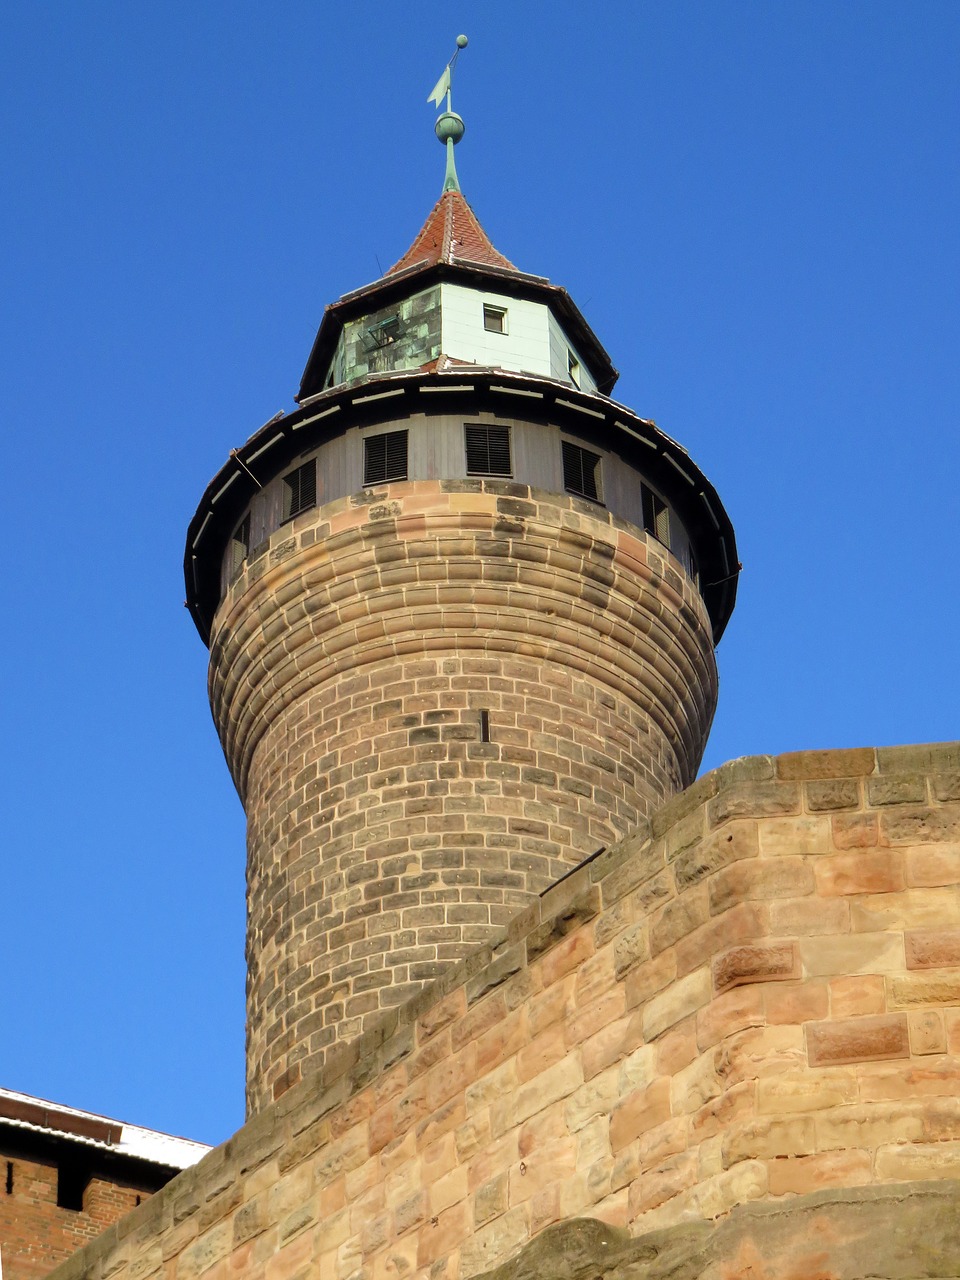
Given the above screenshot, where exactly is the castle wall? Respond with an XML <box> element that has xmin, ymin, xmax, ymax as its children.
<box><xmin>50</xmin><ymin>744</ymin><xmax>960</xmax><ymax>1280</ymax></box>
<box><xmin>0</xmin><ymin>1151</ymin><xmax>151</xmax><ymax>1280</ymax></box>
<box><xmin>209</xmin><ymin>481</ymin><xmax>716</xmax><ymax>1113</ymax></box>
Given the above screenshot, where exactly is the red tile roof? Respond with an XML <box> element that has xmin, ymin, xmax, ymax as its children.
<box><xmin>387</xmin><ymin>191</ymin><xmax>517</xmax><ymax>276</ymax></box>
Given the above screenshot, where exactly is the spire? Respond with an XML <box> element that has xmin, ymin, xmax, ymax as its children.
<box><xmin>386</xmin><ymin>190</ymin><xmax>517</xmax><ymax>276</ymax></box>
<box><xmin>427</xmin><ymin>35</ymin><xmax>469</xmax><ymax>194</ymax></box>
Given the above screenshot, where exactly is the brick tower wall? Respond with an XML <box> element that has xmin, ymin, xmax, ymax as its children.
<box><xmin>207</xmin><ymin>481</ymin><xmax>717</xmax><ymax>1114</ymax></box>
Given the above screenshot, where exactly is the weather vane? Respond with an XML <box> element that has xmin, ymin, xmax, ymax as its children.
<box><xmin>427</xmin><ymin>35</ymin><xmax>468</xmax><ymax>194</ymax></box>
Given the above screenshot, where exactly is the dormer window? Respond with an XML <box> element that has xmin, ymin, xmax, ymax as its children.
<box><xmin>483</xmin><ymin>304</ymin><xmax>507</xmax><ymax>334</ymax></box>
<box><xmin>567</xmin><ymin>352</ymin><xmax>581</xmax><ymax>388</ymax></box>
<box><xmin>364</xmin><ymin>315</ymin><xmax>401</xmax><ymax>350</ymax></box>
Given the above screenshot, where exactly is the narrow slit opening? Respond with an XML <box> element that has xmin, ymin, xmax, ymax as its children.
<box><xmin>479</xmin><ymin>710</ymin><xmax>490</xmax><ymax>743</ymax></box>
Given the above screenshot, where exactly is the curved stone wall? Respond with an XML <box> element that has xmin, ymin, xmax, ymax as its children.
<box><xmin>207</xmin><ymin>480</ymin><xmax>716</xmax><ymax>1113</ymax></box>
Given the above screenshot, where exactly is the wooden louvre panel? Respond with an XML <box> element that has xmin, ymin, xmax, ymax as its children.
<box><xmin>283</xmin><ymin>461</ymin><xmax>317</xmax><ymax>520</ymax></box>
<box><xmin>230</xmin><ymin>515</ymin><xmax>250</xmax><ymax>576</ymax></box>
<box><xmin>363</xmin><ymin>430</ymin><xmax>408</xmax><ymax>485</ymax></box>
<box><xmin>561</xmin><ymin>439</ymin><xmax>601</xmax><ymax>502</ymax></box>
<box><xmin>642</xmin><ymin>485</ymin><xmax>670</xmax><ymax>546</ymax></box>
<box><xmin>465</xmin><ymin>424</ymin><xmax>512</xmax><ymax>477</ymax></box>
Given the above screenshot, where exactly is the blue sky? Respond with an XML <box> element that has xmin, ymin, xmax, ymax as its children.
<box><xmin>1</xmin><ymin>3</ymin><xmax>957</xmax><ymax>1146</ymax></box>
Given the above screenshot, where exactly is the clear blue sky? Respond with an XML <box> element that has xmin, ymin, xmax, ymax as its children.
<box><xmin>1</xmin><ymin>3</ymin><xmax>957</xmax><ymax>1147</ymax></box>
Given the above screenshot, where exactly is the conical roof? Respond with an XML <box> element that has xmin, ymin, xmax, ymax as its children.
<box><xmin>387</xmin><ymin>190</ymin><xmax>517</xmax><ymax>276</ymax></box>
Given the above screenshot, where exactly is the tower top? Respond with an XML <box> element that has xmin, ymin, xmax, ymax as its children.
<box><xmin>427</xmin><ymin>36</ymin><xmax>469</xmax><ymax>194</ymax></box>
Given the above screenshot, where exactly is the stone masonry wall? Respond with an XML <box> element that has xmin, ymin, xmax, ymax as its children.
<box><xmin>50</xmin><ymin>743</ymin><xmax>960</xmax><ymax>1280</ymax></box>
<box><xmin>207</xmin><ymin>481</ymin><xmax>716</xmax><ymax>1113</ymax></box>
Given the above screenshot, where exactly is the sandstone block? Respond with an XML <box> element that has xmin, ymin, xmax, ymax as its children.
<box><xmin>804</xmin><ymin>779</ymin><xmax>861</xmax><ymax>812</ymax></box>
<box><xmin>707</xmin><ymin>782</ymin><xmax>801</xmax><ymax>827</ymax></box>
<box><xmin>642</xmin><ymin>968</ymin><xmax>712</xmax><ymax>1041</ymax></box>
<box><xmin>708</xmin><ymin>858</ymin><xmax>814</xmax><ymax>915</ymax></box>
<box><xmin>814</xmin><ymin>850</ymin><xmax>905</xmax><ymax>896</ymax></box>
<box><xmin>608</xmin><ymin>1078</ymin><xmax>672</xmax><ymax>1153</ymax></box>
<box><xmin>828</xmin><ymin>973</ymin><xmax>886</xmax><ymax>1017</ymax></box>
<box><xmin>757</xmin><ymin>815</ymin><xmax>832</xmax><ymax>856</ymax></box>
<box><xmin>805</xmin><ymin>1013</ymin><xmax>909</xmax><ymax>1067</ymax></box>
<box><xmin>875</xmin><ymin>1140</ymin><xmax>960</xmax><ymax>1182</ymax></box>
<box><xmin>767</xmin><ymin>895</ymin><xmax>850</xmax><ymax>937</ymax></box>
<box><xmin>766</xmin><ymin>1149</ymin><xmax>872</xmax><ymax>1196</ymax></box>
<box><xmin>713</xmin><ymin>942</ymin><xmax>799</xmax><ymax>993</ymax></box>
<box><xmin>696</xmin><ymin>986</ymin><xmax>765</xmax><ymax>1050</ymax></box>
<box><xmin>756</xmin><ymin>1067</ymin><xmax>857</xmax><ymax>1114</ymax></box>
<box><xmin>906</xmin><ymin>928</ymin><xmax>960</xmax><ymax>969</ymax></box>
<box><xmin>909</xmin><ymin>1010</ymin><xmax>947</xmax><ymax>1054</ymax></box>
<box><xmin>906</xmin><ymin>846</ymin><xmax>960</xmax><ymax>887</ymax></box>
<box><xmin>798</xmin><ymin>931</ymin><xmax>904</xmax><ymax>978</ymax></box>
<box><xmin>776</xmin><ymin>748</ymin><xmax>875</xmax><ymax>780</ymax></box>
<box><xmin>721</xmin><ymin>1116</ymin><xmax>815</xmax><ymax>1166</ymax></box>
<box><xmin>882</xmin><ymin>804</ymin><xmax>960</xmax><ymax>846</ymax></box>
<box><xmin>887</xmin><ymin>971</ymin><xmax>960</xmax><ymax>1008</ymax></box>
<box><xmin>763</xmin><ymin>980</ymin><xmax>829</xmax><ymax>1025</ymax></box>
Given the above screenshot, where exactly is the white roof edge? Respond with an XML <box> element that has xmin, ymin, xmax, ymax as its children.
<box><xmin>0</xmin><ymin>1086</ymin><xmax>210</xmax><ymax>1171</ymax></box>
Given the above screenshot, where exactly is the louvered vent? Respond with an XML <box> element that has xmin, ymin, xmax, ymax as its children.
<box><xmin>465</xmin><ymin>424</ymin><xmax>512</xmax><ymax>477</ymax></box>
<box><xmin>230</xmin><ymin>515</ymin><xmax>250</xmax><ymax>576</ymax></box>
<box><xmin>364</xmin><ymin>430</ymin><xmax>408</xmax><ymax>486</ymax></box>
<box><xmin>282</xmin><ymin>461</ymin><xmax>317</xmax><ymax>520</ymax></box>
<box><xmin>561</xmin><ymin>440</ymin><xmax>602</xmax><ymax>502</ymax></box>
<box><xmin>642</xmin><ymin>485</ymin><xmax>670</xmax><ymax>546</ymax></box>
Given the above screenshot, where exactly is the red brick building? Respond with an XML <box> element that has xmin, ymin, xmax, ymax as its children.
<box><xmin>0</xmin><ymin>1089</ymin><xmax>207</xmax><ymax>1280</ymax></box>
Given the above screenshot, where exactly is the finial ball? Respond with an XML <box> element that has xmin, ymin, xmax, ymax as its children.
<box><xmin>436</xmin><ymin>111</ymin><xmax>465</xmax><ymax>145</ymax></box>
<box><xmin>456</xmin><ymin>34</ymin><xmax>468</xmax><ymax>48</ymax></box>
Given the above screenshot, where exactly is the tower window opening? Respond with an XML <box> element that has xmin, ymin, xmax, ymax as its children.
<box><xmin>567</xmin><ymin>352</ymin><xmax>581</xmax><ymax>387</ymax></box>
<box><xmin>482</xmin><ymin>304</ymin><xmax>507</xmax><ymax>334</ymax></box>
<box><xmin>230</xmin><ymin>514</ymin><xmax>250</xmax><ymax>576</ymax></box>
<box><xmin>479</xmin><ymin>710</ymin><xmax>490</xmax><ymax>742</ymax></box>
<box><xmin>465</xmin><ymin>424</ymin><xmax>512</xmax><ymax>477</ymax></box>
<box><xmin>57</xmin><ymin>1163</ymin><xmax>87</xmax><ymax>1212</ymax></box>
<box><xmin>689</xmin><ymin>546</ymin><xmax>699</xmax><ymax>586</ymax></box>
<box><xmin>282</xmin><ymin>461</ymin><xmax>317</xmax><ymax>521</ymax></box>
<box><xmin>6</xmin><ymin>1161</ymin><xmax>12</xmax><ymax>1195</ymax></box>
<box><xmin>364</xmin><ymin>315</ymin><xmax>401</xmax><ymax>349</ymax></box>
<box><xmin>364</xmin><ymin>429</ymin><xmax>409</xmax><ymax>486</ymax></box>
<box><xmin>642</xmin><ymin>486</ymin><xmax>670</xmax><ymax>546</ymax></box>
<box><xmin>561</xmin><ymin>440</ymin><xmax>602</xmax><ymax>503</ymax></box>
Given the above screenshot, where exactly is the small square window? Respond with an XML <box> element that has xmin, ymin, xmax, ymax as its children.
<box><xmin>642</xmin><ymin>486</ymin><xmax>670</xmax><ymax>546</ymax></box>
<box><xmin>567</xmin><ymin>352</ymin><xmax>581</xmax><ymax>388</ymax></box>
<box><xmin>483</xmin><ymin>304</ymin><xmax>507</xmax><ymax>334</ymax></box>
<box><xmin>364</xmin><ymin>430</ymin><xmax>408</xmax><ymax>486</ymax></box>
<box><xmin>561</xmin><ymin>440</ymin><xmax>602</xmax><ymax>503</ymax></box>
<box><xmin>465</xmin><ymin>424</ymin><xmax>512</xmax><ymax>477</ymax></box>
<box><xmin>282</xmin><ymin>461</ymin><xmax>317</xmax><ymax>521</ymax></box>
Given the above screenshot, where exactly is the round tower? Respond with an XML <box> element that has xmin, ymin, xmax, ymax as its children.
<box><xmin>186</xmin><ymin>89</ymin><xmax>737</xmax><ymax>1115</ymax></box>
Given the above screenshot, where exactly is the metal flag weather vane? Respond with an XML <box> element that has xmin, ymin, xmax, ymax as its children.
<box><xmin>428</xmin><ymin>35</ymin><xmax>468</xmax><ymax>194</ymax></box>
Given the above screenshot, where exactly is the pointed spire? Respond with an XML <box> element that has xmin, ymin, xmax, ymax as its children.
<box><xmin>386</xmin><ymin>190</ymin><xmax>517</xmax><ymax>276</ymax></box>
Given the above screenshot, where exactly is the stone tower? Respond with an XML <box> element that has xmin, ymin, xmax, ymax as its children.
<box><xmin>185</xmin><ymin>102</ymin><xmax>737</xmax><ymax>1116</ymax></box>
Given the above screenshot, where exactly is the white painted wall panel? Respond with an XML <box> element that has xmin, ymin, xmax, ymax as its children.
<box><xmin>440</xmin><ymin>283</ymin><xmax>552</xmax><ymax>376</ymax></box>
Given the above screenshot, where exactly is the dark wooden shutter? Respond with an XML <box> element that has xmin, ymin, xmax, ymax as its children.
<box><xmin>561</xmin><ymin>440</ymin><xmax>601</xmax><ymax>502</ymax></box>
<box><xmin>364</xmin><ymin>430</ymin><xmax>408</xmax><ymax>485</ymax></box>
<box><xmin>465</xmin><ymin>424</ymin><xmax>512</xmax><ymax>477</ymax></box>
